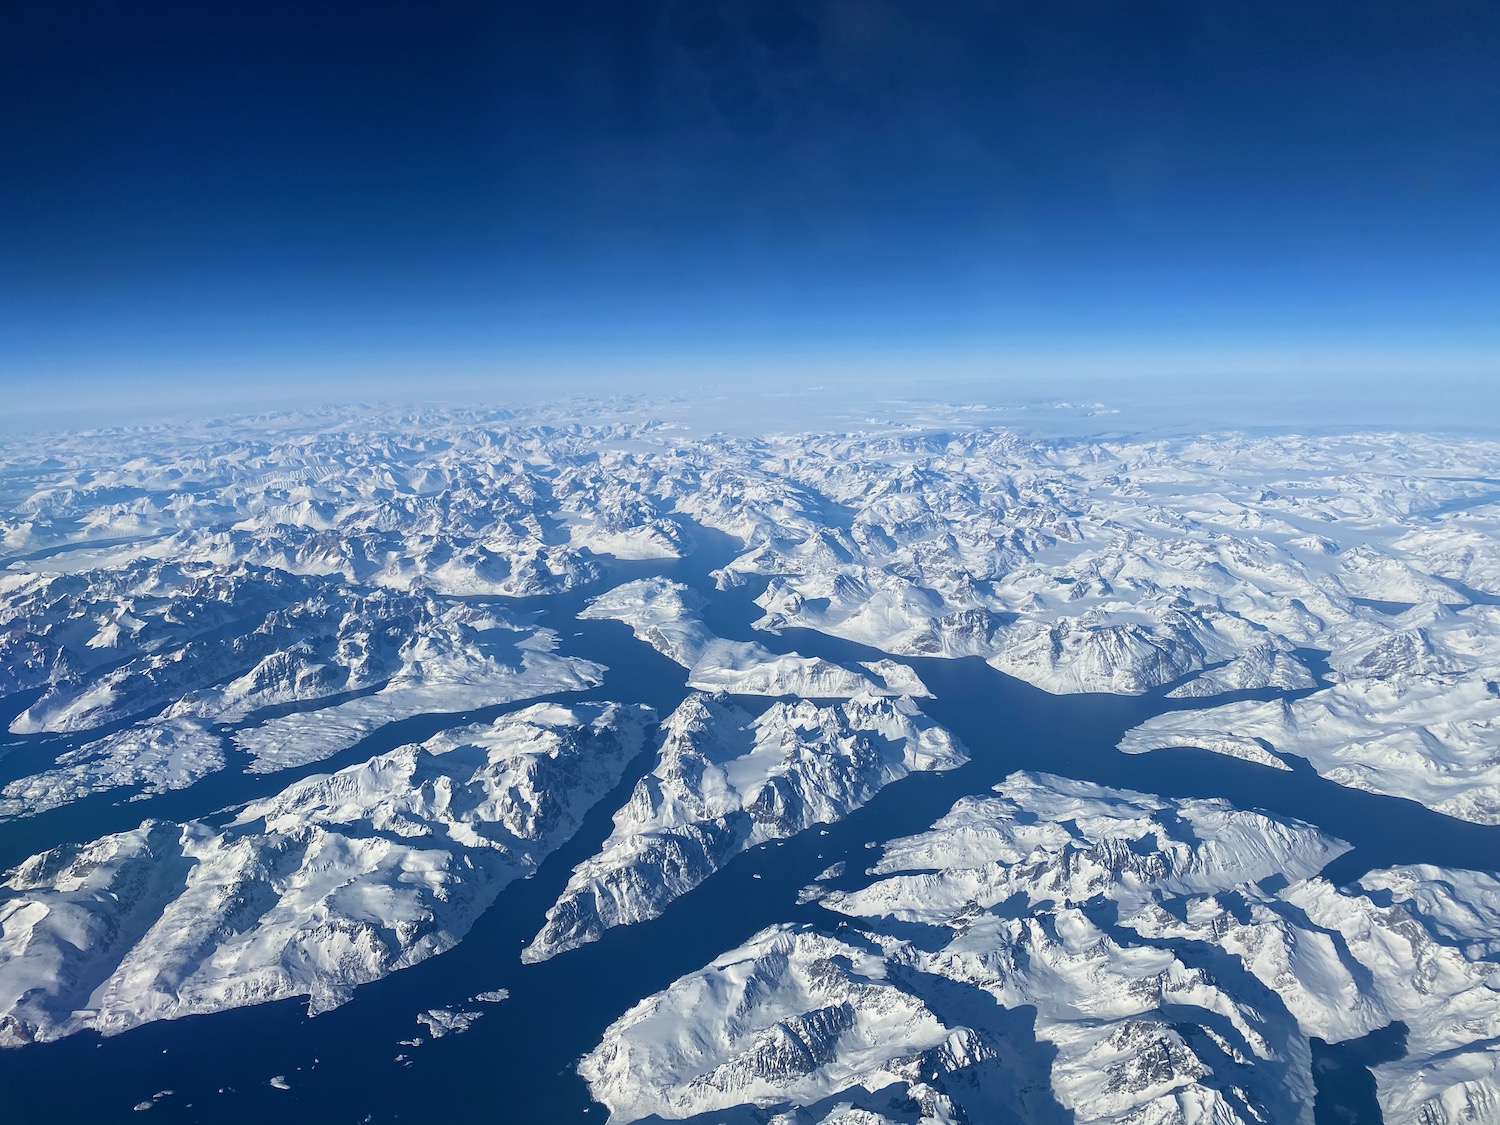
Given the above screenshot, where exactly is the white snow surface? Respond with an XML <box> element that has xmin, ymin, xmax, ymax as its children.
<box><xmin>232</xmin><ymin>640</ymin><xmax>604</xmax><ymax>773</ymax></box>
<box><xmin>579</xmin><ymin>925</ymin><xmax>977</xmax><ymax>1123</ymax></box>
<box><xmin>581</xmin><ymin>577</ymin><xmax>929</xmax><ymax>698</ymax></box>
<box><xmin>585</xmin><ymin>772</ymin><xmax>1338</xmax><ymax>1124</ymax></box>
<box><xmin>5</xmin><ymin>405</ymin><xmax>1500</xmax><ymax>1118</ymax></box>
<box><xmin>0</xmin><ymin>702</ymin><xmax>651</xmax><ymax>1046</ymax></box>
<box><xmin>524</xmin><ymin>691</ymin><xmax>965</xmax><ymax>962</ymax></box>
<box><xmin>585</xmin><ymin>771</ymin><xmax>1500</xmax><ymax>1125</ymax></box>
<box><xmin>0</xmin><ymin>714</ymin><xmax>226</xmax><ymax>822</ymax></box>
<box><xmin>1119</xmin><ymin>602</ymin><xmax>1500</xmax><ymax>823</ymax></box>
<box><xmin>5</xmin><ymin>411</ymin><xmax>1500</xmax><ymax>821</ymax></box>
<box><xmin>0</xmin><ymin>564</ymin><xmax>605</xmax><ymax>808</ymax></box>
<box><xmin>417</xmin><ymin>1007</ymin><xmax>484</xmax><ymax>1038</ymax></box>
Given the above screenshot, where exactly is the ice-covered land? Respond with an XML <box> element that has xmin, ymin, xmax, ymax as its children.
<box><xmin>525</xmin><ymin>691</ymin><xmax>964</xmax><ymax>962</ymax></box>
<box><xmin>583</xmin><ymin>772</ymin><xmax>1500</xmax><ymax>1125</ymax></box>
<box><xmin>0</xmin><ymin>563</ymin><xmax>603</xmax><ymax>812</ymax></box>
<box><xmin>417</xmin><ymin>1007</ymin><xmax>484</xmax><ymax>1039</ymax></box>
<box><xmin>4</xmin><ymin>408</ymin><xmax>1499</xmax><ymax>819</ymax></box>
<box><xmin>3</xmin><ymin>401</ymin><xmax>1500</xmax><ymax>1119</ymax></box>
<box><xmin>1120</xmin><ymin>600</ymin><xmax>1500</xmax><ymax>823</ymax></box>
<box><xmin>581</xmin><ymin>577</ymin><xmax>928</xmax><ymax>698</ymax></box>
<box><xmin>0</xmin><ymin>716</ymin><xmax>228</xmax><ymax>821</ymax></box>
<box><xmin>0</xmin><ymin>702</ymin><xmax>650</xmax><ymax>1045</ymax></box>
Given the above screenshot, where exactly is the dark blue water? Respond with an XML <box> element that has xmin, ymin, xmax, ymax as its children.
<box><xmin>1313</xmin><ymin>1023</ymin><xmax>1410</xmax><ymax>1125</ymax></box>
<box><xmin>2</xmin><ymin>527</ymin><xmax>1496</xmax><ymax>1124</ymax></box>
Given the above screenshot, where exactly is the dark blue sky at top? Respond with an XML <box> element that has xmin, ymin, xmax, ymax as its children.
<box><xmin>2</xmin><ymin>0</ymin><xmax>1498</xmax><ymax>400</ymax></box>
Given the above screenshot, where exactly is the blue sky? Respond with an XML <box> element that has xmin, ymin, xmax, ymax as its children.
<box><xmin>2</xmin><ymin>1</ymin><xmax>1497</xmax><ymax>413</ymax></box>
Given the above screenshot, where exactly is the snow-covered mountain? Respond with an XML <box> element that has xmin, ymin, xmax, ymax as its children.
<box><xmin>584</xmin><ymin>772</ymin><xmax>1500</xmax><ymax>1125</ymax></box>
<box><xmin>3</xmin><ymin>401</ymin><xmax>1500</xmax><ymax>1123</ymax></box>
<box><xmin>5</xmin><ymin>408</ymin><xmax>1499</xmax><ymax>820</ymax></box>
<box><xmin>525</xmin><ymin>691</ymin><xmax>964</xmax><ymax>962</ymax></box>
<box><xmin>0</xmin><ymin>702</ymin><xmax>651</xmax><ymax>1045</ymax></box>
<box><xmin>1120</xmin><ymin>600</ymin><xmax>1500</xmax><ymax>823</ymax></box>
<box><xmin>581</xmin><ymin>577</ymin><xmax>928</xmax><ymax>698</ymax></box>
